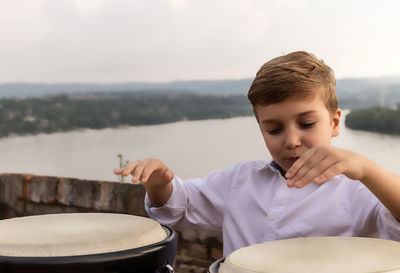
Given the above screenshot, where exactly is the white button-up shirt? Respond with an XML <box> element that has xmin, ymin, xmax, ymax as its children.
<box><xmin>145</xmin><ymin>160</ymin><xmax>400</xmax><ymax>256</ymax></box>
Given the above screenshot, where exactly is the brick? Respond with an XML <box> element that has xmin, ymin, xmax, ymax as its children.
<box><xmin>175</xmin><ymin>255</ymin><xmax>212</xmax><ymax>268</ymax></box>
<box><xmin>180</xmin><ymin>227</ymin><xmax>198</xmax><ymax>242</ymax></box>
<box><xmin>198</xmin><ymin>229</ymin><xmax>222</xmax><ymax>243</ymax></box>
<box><xmin>93</xmin><ymin>181</ymin><xmax>112</xmax><ymax>211</ymax></box>
<box><xmin>57</xmin><ymin>178</ymin><xmax>97</xmax><ymax>208</ymax></box>
<box><xmin>108</xmin><ymin>182</ymin><xmax>146</xmax><ymax>215</ymax></box>
<box><xmin>29</xmin><ymin>176</ymin><xmax>59</xmax><ymax>203</ymax></box>
<box><xmin>0</xmin><ymin>174</ymin><xmax>23</xmax><ymax>204</ymax></box>
<box><xmin>189</xmin><ymin>243</ymin><xmax>208</xmax><ymax>260</ymax></box>
<box><xmin>175</xmin><ymin>264</ymin><xmax>208</xmax><ymax>273</ymax></box>
<box><xmin>210</xmin><ymin>247</ymin><xmax>223</xmax><ymax>261</ymax></box>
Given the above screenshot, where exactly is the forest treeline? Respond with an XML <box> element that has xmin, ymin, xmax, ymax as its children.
<box><xmin>0</xmin><ymin>92</ymin><xmax>253</xmax><ymax>138</ymax></box>
<box><xmin>2</xmin><ymin>90</ymin><xmax>400</xmax><ymax>137</ymax></box>
<box><xmin>345</xmin><ymin>105</ymin><xmax>400</xmax><ymax>135</ymax></box>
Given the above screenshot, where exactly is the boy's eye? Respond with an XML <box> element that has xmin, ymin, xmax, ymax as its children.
<box><xmin>267</xmin><ymin>128</ymin><xmax>282</xmax><ymax>135</ymax></box>
<box><xmin>299</xmin><ymin>122</ymin><xmax>315</xmax><ymax>129</ymax></box>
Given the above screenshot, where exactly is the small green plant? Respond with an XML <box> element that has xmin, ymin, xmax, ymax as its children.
<box><xmin>117</xmin><ymin>154</ymin><xmax>130</xmax><ymax>182</ymax></box>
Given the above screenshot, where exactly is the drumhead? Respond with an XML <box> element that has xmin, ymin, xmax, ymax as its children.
<box><xmin>0</xmin><ymin>213</ymin><xmax>167</xmax><ymax>257</ymax></box>
<box><xmin>219</xmin><ymin>237</ymin><xmax>400</xmax><ymax>273</ymax></box>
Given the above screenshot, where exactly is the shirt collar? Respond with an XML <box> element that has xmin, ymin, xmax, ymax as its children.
<box><xmin>267</xmin><ymin>160</ymin><xmax>286</xmax><ymax>177</ymax></box>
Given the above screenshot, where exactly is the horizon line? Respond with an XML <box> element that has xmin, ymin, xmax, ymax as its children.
<box><xmin>1</xmin><ymin>75</ymin><xmax>400</xmax><ymax>85</ymax></box>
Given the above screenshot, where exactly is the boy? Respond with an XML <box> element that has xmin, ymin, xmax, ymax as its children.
<box><xmin>114</xmin><ymin>51</ymin><xmax>400</xmax><ymax>256</ymax></box>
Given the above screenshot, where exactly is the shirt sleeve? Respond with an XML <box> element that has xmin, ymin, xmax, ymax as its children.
<box><xmin>145</xmin><ymin>176</ymin><xmax>189</xmax><ymax>226</ymax></box>
<box><xmin>376</xmin><ymin>206</ymin><xmax>400</xmax><ymax>240</ymax></box>
<box><xmin>347</xmin><ymin>180</ymin><xmax>400</xmax><ymax>241</ymax></box>
<box><xmin>145</xmin><ymin>167</ymin><xmax>230</xmax><ymax>230</ymax></box>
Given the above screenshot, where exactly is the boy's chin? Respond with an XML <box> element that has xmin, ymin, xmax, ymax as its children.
<box><xmin>282</xmin><ymin>158</ymin><xmax>300</xmax><ymax>170</ymax></box>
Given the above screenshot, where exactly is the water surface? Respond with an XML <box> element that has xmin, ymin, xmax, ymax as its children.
<box><xmin>0</xmin><ymin>114</ymin><xmax>399</xmax><ymax>181</ymax></box>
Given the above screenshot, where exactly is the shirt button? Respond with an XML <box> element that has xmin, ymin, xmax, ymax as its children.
<box><xmin>269</xmin><ymin>215</ymin><xmax>276</xmax><ymax>221</ymax></box>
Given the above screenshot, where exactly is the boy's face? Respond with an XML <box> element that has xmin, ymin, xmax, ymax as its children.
<box><xmin>255</xmin><ymin>94</ymin><xmax>341</xmax><ymax>172</ymax></box>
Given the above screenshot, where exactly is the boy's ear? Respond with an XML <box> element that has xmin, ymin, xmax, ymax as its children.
<box><xmin>331</xmin><ymin>109</ymin><xmax>341</xmax><ymax>137</ymax></box>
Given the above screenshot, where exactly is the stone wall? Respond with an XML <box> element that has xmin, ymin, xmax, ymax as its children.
<box><xmin>0</xmin><ymin>173</ymin><xmax>223</xmax><ymax>273</ymax></box>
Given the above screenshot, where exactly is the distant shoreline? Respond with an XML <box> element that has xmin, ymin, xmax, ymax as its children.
<box><xmin>0</xmin><ymin>92</ymin><xmax>253</xmax><ymax>138</ymax></box>
<box><xmin>345</xmin><ymin>106</ymin><xmax>400</xmax><ymax>135</ymax></box>
<box><xmin>2</xmin><ymin>90</ymin><xmax>400</xmax><ymax>138</ymax></box>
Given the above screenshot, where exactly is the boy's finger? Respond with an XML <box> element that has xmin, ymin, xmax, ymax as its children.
<box><xmin>164</xmin><ymin>169</ymin><xmax>174</xmax><ymax>182</ymax></box>
<box><xmin>313</xmin><ymin>162</ymin><xmax>343</xmax><ymax>184</ymax></box>
<box><xmin>131</xmin><ymin>163</ymin><xmax>145</xmax><ymax>183</ymax></box>
<box><xmin>122</xmin><ymin>161</ymin><xmax>140</xmax><ymax>176</ymax></box>
<box><xmin>292</xmin><ymin>159</ymin><xmax>333</xmax><ymax>188</ymax></box>
<box><xmin>141</xmin><ymin>165</ymin><xmax>158</xmax><ymax>184</ymax></box>
<box><xmin>287</xmin><ymin>149</ymin><xmax>325</xmax><ymax>182</ymax></box>
<box><xmin>286</xmin><ymin>148</ymin><xmax>317</xmax><ymax>178</ymax></box>
<box><xmin>292</xmin><ymin>157</ymin><xmax>341</xmax><ymax>188</ymax></box>
<box><xmin>143</xmin><ymin>159</ymin><xmax>165</xmax><ymax>182</ymax></box>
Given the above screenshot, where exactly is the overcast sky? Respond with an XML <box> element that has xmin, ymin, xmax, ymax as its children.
<box><xmin>0</xmin><ymin>0</ymin><xmax>399</xmax><ymax>83</ymax></box>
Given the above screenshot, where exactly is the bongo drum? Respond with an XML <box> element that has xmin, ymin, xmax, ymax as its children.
<box><xmin>209</xmin><ymin>237</ymin><xmax>400</xmax><ymax>273</ymax></box>
<box><xmin>0</xmin><ymin>213</ymin><xmax>177</xmax><ymax>273</ymax></box>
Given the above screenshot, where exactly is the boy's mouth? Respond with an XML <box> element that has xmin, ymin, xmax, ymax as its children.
<box><xmin>285</xmin><ymin>156</ymin><xmax>300</xmax><ymax>165</ymax></box>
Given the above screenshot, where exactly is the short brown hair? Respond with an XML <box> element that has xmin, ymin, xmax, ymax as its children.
<box><xmin>248</xmin><ymin>51</ymin><xmax>338</xmax><ymax>115</ymax></box>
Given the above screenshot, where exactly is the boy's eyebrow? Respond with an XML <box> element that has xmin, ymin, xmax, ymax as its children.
<box><xmin>261</xmin><ymin>110</ymin><xmax>318</xmax><ymax>124</ymax></box>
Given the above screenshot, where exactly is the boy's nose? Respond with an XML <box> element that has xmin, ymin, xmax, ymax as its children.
<box><xmin>284</xmin><ymin>129</ymin><xmax>302</xmax><ymax>149</ymax></box>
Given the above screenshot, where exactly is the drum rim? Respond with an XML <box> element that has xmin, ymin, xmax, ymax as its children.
<box><xmin>0</xmin><ymin>225</ymin><xmax>176</xmax><ymax>265</ymax></box>
<box><xmin>208</xmin><ymin>257</ymin><xmax>225</xmax><ymax>273</ymax></box>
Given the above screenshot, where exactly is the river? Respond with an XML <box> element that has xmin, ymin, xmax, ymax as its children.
<box><xmin>0</xmin><ymin>112</ymin><xmax>399</xmax><ymax>181</ymax></box>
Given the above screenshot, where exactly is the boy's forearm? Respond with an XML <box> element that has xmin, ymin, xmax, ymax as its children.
<box><xmin>361</xmin><ymin>159</ymin><xmax>400</xmax><ymax>221</ymax></box>
<box><xmin>145</xmin><ymin>182</ymin><xmax>173</xmax><ymax>208</ymax></box>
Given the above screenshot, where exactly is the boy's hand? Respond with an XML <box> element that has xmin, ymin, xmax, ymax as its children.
<box><xmin>114</xmin><ymin>158</ymin><xmax>174</xmax><ymax>186</ymax></box>
<box><xmin>285</xmin><ymin>145</ymin><xmax>367</xmax><ymax>188</ymax></box>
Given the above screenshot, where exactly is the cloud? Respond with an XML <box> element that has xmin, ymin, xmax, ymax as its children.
<box><xmin>0</xmin><ymin>0</ymin><xmax>399</xmax><ymax>82</ymax></box>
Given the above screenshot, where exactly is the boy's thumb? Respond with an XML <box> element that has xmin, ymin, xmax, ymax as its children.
<box><xmin>164</xmin><ymin>169</ymin><xmax>174</xmax><ymax>182</ymax></box>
